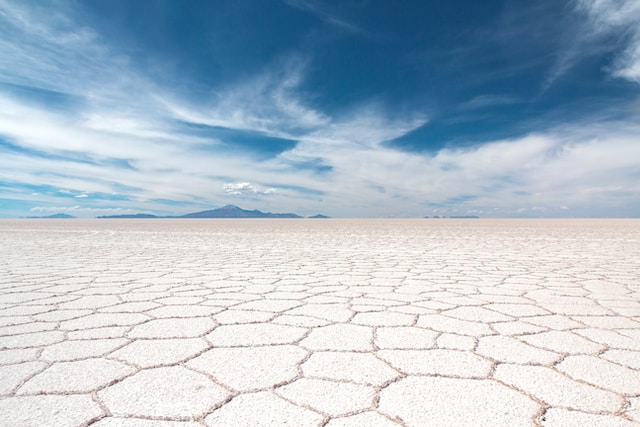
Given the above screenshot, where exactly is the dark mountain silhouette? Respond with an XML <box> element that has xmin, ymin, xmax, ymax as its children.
<box><xmin>180</xmin><ymin>205</ymin><xmax>301</xmax><ymax>218</ymax></box>
<box><xmin>27</xmin><ymin>213</ymin><xmax>76</xmax><ymax>218</ymax></box>
<box><xmin>97</xmin><ymin>213</ymin><xmax>158</xmax><ymax>219</ymax></box>
<box><xmin>308</xmin><ymin>214</ymin><xmax>330</xmax><ymax>218</ymax></box>
<box><xmin>98</xmin><ymin>205</ymin><xmax>302</xmax><ymax>219</ymax></box>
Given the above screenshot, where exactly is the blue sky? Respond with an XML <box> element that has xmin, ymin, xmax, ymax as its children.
<box><xmin>1</xmin><ymin>0</ymin><xmax>639</xmax><ymax>218</ymax></box>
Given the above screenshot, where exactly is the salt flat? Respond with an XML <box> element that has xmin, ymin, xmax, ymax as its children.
<box><xmin>1</xmin><ymin>218</ymin><xmax>639</xmax><ymax>426</ymax></box>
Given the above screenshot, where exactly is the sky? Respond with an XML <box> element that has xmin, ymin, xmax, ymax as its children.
<box><xmin>1</xmin><ymin>0</ymin><xmax>640</xmax><ymax>218</ymax></box>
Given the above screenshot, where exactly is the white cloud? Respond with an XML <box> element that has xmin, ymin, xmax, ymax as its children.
<box><xmin>576</xmin><ymin>0</ymin><xmax>640</xmax><ymax>83</ymax></box>
<box><xmin>163</xmin><ymin>54</ymin><xmax>329</xmax><ymax>135</ymax></box>
<box><xmin>223</xmin><ymin>182</ymin><xmax>278</xmax><ymax>196</ymax></box>
<box><xmin>223</xmin><ymin>182</ymin><xmax>254</xmax><ymax>195</ymax></box>
<box><xmin>460</xmin><ymin>94</ymin><xmax>520</xmax><ymax>110</ymax></box>
<box><xmin>283</xmin><ymin>0</ymin><xmax>366</xmax><ymax>35</ymax></box>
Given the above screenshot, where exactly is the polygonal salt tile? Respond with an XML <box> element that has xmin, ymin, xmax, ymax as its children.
<box><xmin>128</xmin><ymin>317</ymin><xmax>215</xmax><ymax>338</ymax></box>
<box><xmin>571</xmin><ymin>315</ymin><xmax>640</xmax><ymax>329</ymax></box>
<box><xmin>573</xmin><ymin>328</ymin><xmax>640</xmax><ymax>350</ymax></box>
<box><xmin>519</xmin><ymin>330</ymin><xmax>605</xmax><ymax>354</ymax></box>
<box><xmin>0</xmin><ymin>394</ymin><xmax>104</xmax><ymax>427</ymax></box>
<box><xmin>483</xmin><ymin>303</ymin><xmax>550</xmax><ymax>317</ymax></box>
<box><xmin>1</xmin><ymin>330</ymin><xmax>65</xmax><ymax>349</ymax></box>
<box><xmin>440</xmin><ymin>296</ymin><xmax>486</xmax><ymax>306</ymax></box>
<box><xmin>540</xmin><ymin>408</ymin><xmax>638</xmax><ymax>427</ymax></box>
<box><xmin>325</xmin><ymin>411</ymin><xmax>402</xmax><ymax>426</ymax></box>
<box><xmin>538</xmin><ymin>303</ymin><xmax>612</xmax><ymax>316</ymax></box>
<box><xmin>110</xmin><ymin>338</ymin><xmax>209</xmax><ymax>368</ymax></box>
<box><xmin>351</xmin><ymin>304</ymin><xmax>388</xmax><ymax>312</ymax></box>
<box><xmin>286</xmin><ymin>303</ymin><xmax>353</xmax><ymax>322</ymax></box>
<box><xmin>0</xmin><ymin>361</ymin><xmax>47</xmax><ymax>394</ymax></box>
<box><xmin>60</xmin><ymin>313</ymin><xmax>149</xmax><ymax>330</ymax></box>
<box><xmin>205</xmin><ymin>391</ymin><xmax>323</xmax><ymax>426</ymax></box>
<box><xmin>0</xmin><ymin>315</ymin><xmax>32</xmax><ymax>327</ymax></box>
<box><xmin>436</xmin><ymin>333</ymin><xmax>476</xmax><ymax>350</ymax></box>
<box><xmin>627</xmin><ymin>397</ymin><xmax>640</xmax><ymax>423</ymax></box>
<box><xmin>75</xmin><ymin>286</ymin><xmax>128</xmax><ymax>295</ymax></box>
<box><xmin>0</xmin><ymin>306</ymin><xmax>53</xmax><ymax>316</ymax></box>
<box><xmin>98</xmin><ymin>301</ymin><xmax>161</xmax><ymax>313</ymax></box>
<box><xmin>0</xmin><ymin>348</ymin><xmax>39</xmax><ymax>365</ymax></box>
<box><xmin>492</xmin><ymin>320</ymin><xmax>547</xmax><ymax>335</ymax></box>
<box><xmin>145</xmin><ymin>305</ymin><xmax>224</xmax><ymax>318</ymax></box>
<box><xmin>18</xmin><ymin>358</ymin><xmax>135</xmax><ymax>394</ymax></box>
<box><xmin>476</xmin><ymin>335</ymin><xmax>561</xmax><ymax>364</ymax></box>
<box><xmin>40</xmin><ymin>338</ymin><xmax>128</xmax><ymax>362</ymax></box>
<box><xmin>379</xmin><ymin>376</ymin><xmax>539</xmax><ymax>426</ymax></box>
<box><xmin>416</xmin><ymin>314</ymin><xmax>493</xmax><ymax>336</ymax></box>
<box><xmin>557</xmin><ymin>355</ymin><xmax>640</xmax><ymax>394</ymax></box>
<box><xmin>121</xmin><ymin>292</ymin><xmax>168</xmax><ymax>303</ymax></box>
<box><xmin>375</xmin><ymin>326</ymin><xmax>438</xmax><ymax>349</ymax></box>
<box><xmin>93</xmin><ymin>418</ymin><xmax>202</xmax><ymax>427</ymax></box>
<box><xmin>442</xmin><ymin>306</ymin><xmax>514</xmax><ymax>322</ymax></box>
<box><xmin>352</xmin><ymin>297</ymin><xmax>403</xmax><ymax>307</ymax></box>
<box><xmin>67</xmin><ymin>326</ymin><xmax>129</xmax><ymax>339</ymax></box>
<box><xmin>351</xmin><ymin>311</ymin><xmax>415</xmax><ymax>326</ymax></box>
<box><xmin>389</xmin><ymin>305</ymin><xmax>436</xmax><ymax>315</ymax></box>
<box><xmin>522</xmin><ymin>314</ymin><xmax>583</xmax><ymax>330</ymax></box>
<box><xmin>374</xmin><ymin>292</ymin><xmax>422</xmax><ymax>303</ymax></box>
<box><xmin>206</xmin><ymin>323</ymin><xmax>307</xmax><ymax>346</ymax></box>
<box><xmin>98</xmin><ymin>366</ymin><xmax>230</xmax><ymax>418</ymax></box>
<box><xmin>264</xmin><ymin>291</ymin><xmax>310</xmax><ymax>300</ymax></box>
<box><xmin>493</xmin><ymin>363</ymin><xmax>623</xmax><ymax>412</ymax></box>
<box><xmin>32</xmin><ymin>309</ymin><xmax>94</xmax><ymax>321</ymax></box>
<box><xmin>272</xmin><ymin>314</ymin><xmax>332</xmax><ymax>327</ymax></box>
<box><xmin>154</xmin><ymin>296</ymin><xmax>204</xmax><ymax>305</ymax></box>
<box><xmin>378</xmin><ymin>349</ymin><xmax>492</xmax><ymax>378</ymax></box>
<box><xmin>276</xmin><ymin>378</ymin><xmax>375</xmax><ymax>416</ymax></box>
<box><xmin>231</xmin><ymin>299</ymin><xmax>302</xmax><ymax>312</ymax></box>
<box><xmin>602</xmin><ymin>349</ymin><xmax>640</xmax><ymax>370</ymax></box>
<box><xmin>619</xmin><ymin>328</ymin><xmax>640</xmax><ymax>340</ymax></box>
<box><xmin>299</xmin><ymin>321</ymin><xmax>375</xmax><ymax>351</ymax></box>
<box><xmin>0</xmin><ymin>321</ymin><xmax>57</xmax><ymax>336</ymax></box>
<box><xmin>301</xmin><ymin>351</ymin><xmax>399</xmax><ymax>386</ymax></box>
<box><xmin>241</xmin><ymin>284</ymin><xmax>276</xmax><ymax>294</ymax></box>
<box><xmin>58</xmin><ymin>295</ymin><xmax>121</xmax><ymax>309</ymax></box>
<box><xmin>187</xmin><ymin>345</ymin><xmax>307</xmax><ymax>391</ymax></box>
<box><xmin>414</xmin><ymin>300</ymin><xmax>455</xmax><ymax>311</ymax></box>
<box><xmin>213</xmin><ymin>309</ymin><xmax>276</xmax><ymax>324</ymax></box>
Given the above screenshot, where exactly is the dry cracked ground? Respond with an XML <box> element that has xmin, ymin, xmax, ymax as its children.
<box><xmin>1</xmin><ymin>218</ymin><xmax>639</xmax><ymax>427</ymax></box>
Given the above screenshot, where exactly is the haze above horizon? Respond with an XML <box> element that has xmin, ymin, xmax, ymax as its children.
<box><xmin>1</xmin><ymin>0</ymin><xmax>639</xmax><ymax>218</ymax></box>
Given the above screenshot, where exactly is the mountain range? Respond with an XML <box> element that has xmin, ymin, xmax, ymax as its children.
<box><xmin>26</xmin><ymin>213</ymin><xmax>77</xmax><ymax>219</ymax></box>
<box><xmin>97</xmin><ymin>205</ymin><xmax>329</xmax><ymax>219</ymax></box>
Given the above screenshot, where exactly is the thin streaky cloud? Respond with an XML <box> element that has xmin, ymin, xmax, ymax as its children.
<box><xmin>283</xmin><ymin>0</ymin><xmax>367</xmax><ymax>35</ymax></box>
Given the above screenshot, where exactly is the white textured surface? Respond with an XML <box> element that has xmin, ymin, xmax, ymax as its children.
<box><xmin>1</xmin><ymin>218</ymin><xmax>640</xmax><ymax>425</ymax></box>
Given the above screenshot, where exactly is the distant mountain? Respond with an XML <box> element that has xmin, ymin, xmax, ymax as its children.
<box><xmin>308</xmin><ymin>214</ymin><xmax>330</xmax><ymax>218</ymax></box>
<box><xmin>96</xmin><ymin>205</ymin><xmax>304</xmax><ymax>219</ymax></box>
<box><xmin>27</xmin><ymin>213</ymin><xmax>76</xmax><ymax>219</ymax></box>
<box><xmin>97</xmin><ymin>213</ymin><xmax>159</xmax><ymax>219</ymax></box>
<box><xmin>180</xmin><ymin>205</ymin><xmax>302</xmax><ymax>218</ymax></box>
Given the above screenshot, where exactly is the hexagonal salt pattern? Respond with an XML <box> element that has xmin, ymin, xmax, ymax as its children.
<box><xmin>1</xmin><ymin>218</ymin><xmax>639</xmax><ymax>425</ymax></box>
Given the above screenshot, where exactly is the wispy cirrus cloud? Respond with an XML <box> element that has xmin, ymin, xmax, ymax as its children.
<box><xmin>576</xmin><ymin>0</ymin><xmax>640</xmax><ymax>83</ymax></box>
<box><xmin>283</xmin><ymin>0</ymin><xmax>366</xmax><ymax>35</ymax></box>
<box><xmin>164</xmin><ymin>55</ymin><xmax>329</xmax><ymax>135</ymax></box>
<box><xmin>459</xmin><ymin>94</ymin><xmax>521</xmax><ymax>110</ymax></box>
<box><xmin>545</xmin><ymin>0</ymin><xmax>640</xmax><ymax>88</ymax></box>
